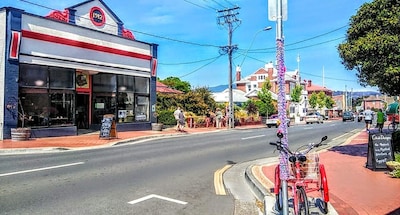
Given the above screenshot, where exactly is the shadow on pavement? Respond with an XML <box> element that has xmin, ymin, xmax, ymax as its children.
<box><xmin>387</xmin><ymin>207</ymin><xmax>400</xmax><ymax>215</ymax></box>
<box><xmin>328</xmin><ymin>143</ymin><xmax>368</xmax><ymax>157</ymax></box>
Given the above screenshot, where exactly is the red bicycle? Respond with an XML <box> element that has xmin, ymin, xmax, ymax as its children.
<box><xmin>270</xmin><ymin>133</ymin><xmax>329</xmax><ymax>215</ymax></box>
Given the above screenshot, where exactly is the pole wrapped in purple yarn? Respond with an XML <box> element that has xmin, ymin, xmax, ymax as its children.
<box><xmin>276</xmin><ymin>38</ymin><xmax>289</xmax><ymax>180</ymax></box>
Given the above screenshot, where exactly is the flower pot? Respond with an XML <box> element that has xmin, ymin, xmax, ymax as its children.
<box><xmin>151</xmin><ymin>123</ymin><xmax>163</xmax><ymax>131</ymax></box>
<box><xmin>11</xmin><ymin>128</ymin><xmax>31</xmax><ymax>141</ymax></box>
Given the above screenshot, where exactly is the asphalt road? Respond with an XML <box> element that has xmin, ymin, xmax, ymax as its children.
<box><xmin>0</xmin><ymin>120</ymin><xmax>364</xmax><ymax>215</ymax></box>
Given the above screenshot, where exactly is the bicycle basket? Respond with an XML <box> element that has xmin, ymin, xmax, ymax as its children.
<box><xmin>288</xmin><ymin>152</ymin><xmax>320</xmax><ymax>179</ymax></box>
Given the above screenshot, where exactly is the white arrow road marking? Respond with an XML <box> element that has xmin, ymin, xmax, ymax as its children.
<box><xmin>128</xmin><ymin>194</ymin><xmax>188</xmax><ymax>205</ymax></box>
<box><xmin>241</xmin><ymin>135</ymin><xmax>265</xmax><ymax>140</ymax></box>
<box><xmin>0</xmin><ymin>162</ymin><xmax>85</xmax><ymax>177</ymax></box>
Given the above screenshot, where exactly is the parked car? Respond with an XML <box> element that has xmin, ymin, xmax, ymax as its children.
<box><xmin>265</xmin><ymin>114</ymin><xmax>290</xmax><ymax>128</ymax></box>
<box><xmin>305</xmin><ymin>112</ymin><xmax>324</xmax><ymax>124</ymax></box>
<box><xmin>342</xmin><ymin>111</ymin><xmax>355</xmax><ymax>122</ymax></box>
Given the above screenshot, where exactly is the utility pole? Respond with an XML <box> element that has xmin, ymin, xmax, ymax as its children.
<box><xmin>269</xmin><ymin>0</ymin><xmax>289</xmax><ymax>214</ymax></box>
<box><xmin>217</xmin><ymin>7</ymin><xmax>241</xmax><ymax>129</ymax></box>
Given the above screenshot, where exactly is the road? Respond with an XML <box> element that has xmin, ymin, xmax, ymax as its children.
<box><xmin>0</xmin><ymin>120</ymin><xmax>363</xmax><ymax>215</ymax></box>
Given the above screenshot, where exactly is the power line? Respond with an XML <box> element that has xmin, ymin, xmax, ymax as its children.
<box><xmin>239</xmin><ymin>36</ymin><xmax>345</xmax><ymax>54</ymax></box>
<box><xmin>19</xmin><ymin>0</ymin><xmax>222</xmax><ymax>48</ymax></box>
<box><xmin>179</xmin><ymin>54</ymin><xmax>224</xmax><ymax>78</ymax></box>
<box><xmin>222</xmin><ymin>0</ymin><xmax>236</xmax><ymax>7</ymax></box>
<box><xmin>159</xmin><ymin>55</ymin><xmax>223</xmax><ymax>65</ymax></box>
<box><xmin>183</xmin><ymin>0</ymin><xmax>216</xmax><ymax>11</ymax></box>
<box><xmin>208</xmin><ymin>0</ymin><xmax>226</xmax><ymax>9</ymax></box>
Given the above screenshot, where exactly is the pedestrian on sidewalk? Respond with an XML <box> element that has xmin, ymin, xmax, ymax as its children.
<box><xmin>215</xmin><ymin>108</ymin><xmax>223</xmax><ymax>129</ymax></box>
<box><xmin>174</xmin><ymin>107</ymin><xmax>181</xmax><ymax>131</ymax></box>
<box><xmin>364</xmin><ymin>106</ymin><xmax>374</xmax><ymax>132</ymax></box>
<box><xmin>376</xmin><ymin>108</ymin><xmax>385</xmax><ymax>133</ymax></box>
<box><xmin>178</xmin><ymin>109</ymin><xmax>186</xmax><ymax>132</ymax></box>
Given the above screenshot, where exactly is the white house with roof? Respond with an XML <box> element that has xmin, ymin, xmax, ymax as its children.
<box><xmin>235</xmin><ymin>62</ymin><xmax>308</xmax><ymax>118</ymax></box>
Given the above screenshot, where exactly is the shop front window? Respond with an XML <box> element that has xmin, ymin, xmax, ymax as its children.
<box><xmin>135</xmin><ymin>96</ymin><xmax>149</xmax><ymax>121</ymax></box>
<box><xmin>117</xmin><ymin>92</ymin><xmax>134</xmax><ymax>122</ymax></box>
<box><xmin>19</xmin><ymin>64</ymin><xmax>75</xmax><ymax>128</ymax></box>
<box><xmin>92</xmin><ymin>74</ymin><xmax>150</xmax><ymax>124</ymax></box>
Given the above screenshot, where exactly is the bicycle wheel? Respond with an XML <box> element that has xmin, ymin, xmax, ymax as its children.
<box><xmin>318</xmin><ymin>164</ymin><xmax>329</xmax><ymax>214</ymax></box>
<box><xmin>388</xmin><ymin>122</ymin><xmax>399</xmax><ymax>132</ymax></box>
<box><xmin>295</xmin><ymin>186</ymin><xmax>309</xmax><ymax>215</ymax></box>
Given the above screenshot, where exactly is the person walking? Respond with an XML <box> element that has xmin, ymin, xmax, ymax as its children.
<box><xmin>178</xmin><ymin>109</ymin><xmax>186</xmax><ymax>132</ymax></box>
<box><xmin>376</xmin><ymin>108</ymin><xmax>385</xmax><ymax>133</ymax></box>
<box><xmin>215</xmin><ymin>108</ymin><xmax>223</xmax><ymax>129</ymax></box>
<box><xmin>174</xmin><ymin>107</ymin><xmax>181</xmax><ymax>131</ymax></box>
<box><xmin>364</xmin><ymin>106</ymin><xmax>374</xmax><ymax>132</ymax></box>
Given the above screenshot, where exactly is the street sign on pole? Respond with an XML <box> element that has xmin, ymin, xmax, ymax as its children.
<box><xmin>268</xmin><ymin>0</ymin><xmax>288</xmax><ymax>21</ymax></box>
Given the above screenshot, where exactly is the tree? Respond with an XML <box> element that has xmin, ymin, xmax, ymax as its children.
<box><xmin>290</xmin><ymin>85</ymin><xmax>302</xmax><ymax>103</ymax></box>
<box><xmin>257</xmin><ymin>79</ymin><xmax>276</xmax><ymax>116</ymax></box>
<box><xmin>337</xmin><ymin>0</ymin><xmax>400</xmax><ymax>95</ymax></box>
<box><xmin>159</xmin><ymin>77</ymin><xmax>191</xmax><ymax>93</ymax></box>
<box><xmin>317</xmin><ymin>91</ymin><xmax>327</xmax><ymax>110</ymax></box>
<box><xmin>290</xmin><ymin>84</ymin><xmax>303</xmax><ymax>116</ymax></box>
<box><xmin>324</xmin><ymin>96</ymin><xmax>335</xmax><ymax>109</ymax></box>
<box><xmin>308</xmin><ymin>92</ymin><xmax>318</xmax><ymax>110</ymax></box>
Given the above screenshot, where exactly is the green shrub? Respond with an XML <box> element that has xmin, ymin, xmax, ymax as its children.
<box><xmin>157</xmin><ymin>110</ymin><xmax>176</xmax><ymax>125</ymax></box>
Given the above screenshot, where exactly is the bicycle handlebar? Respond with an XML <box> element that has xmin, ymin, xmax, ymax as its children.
<box><xmin>269</xmin><ymin>135</ymin><xmax>328</xmax><ymax>156</ymax></box>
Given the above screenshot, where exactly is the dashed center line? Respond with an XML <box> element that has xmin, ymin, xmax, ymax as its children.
<box><xmin>0</xmin><ymin>162</ymin><xmax>85</xmax><ymax>177</ymax></box>
<box><xmin>241</xmin><ymin>135</ymin><xmax>266</xmax><ymax>140</ymax></box>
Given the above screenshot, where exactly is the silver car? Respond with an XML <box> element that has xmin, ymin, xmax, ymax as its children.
<box><xmin>305</xmin><ymin>112</ymin><xmax>324</xmax><ymax>124</ymax></box>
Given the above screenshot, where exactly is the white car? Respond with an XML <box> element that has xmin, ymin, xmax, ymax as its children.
<box><xmin>305</xmin><ymin>112</ymin><xmax>324</xmax><ymax>124</ymax></box>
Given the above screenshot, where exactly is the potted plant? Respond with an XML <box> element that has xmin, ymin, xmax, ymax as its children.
<box><xmin>151</xmin><ymin>112</ymin><xmax>163</xmax><ymax>131</ymax></box>
<box><xmin>10</xmin><ymin>99</ymin><xmax>31</xmax><ymax>141</ymax></box>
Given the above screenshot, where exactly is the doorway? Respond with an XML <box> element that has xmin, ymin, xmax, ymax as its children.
<box><xmin>76</xmin><ymin>94</ymin><xmax>90</xmax><ymax>129</ymax></box>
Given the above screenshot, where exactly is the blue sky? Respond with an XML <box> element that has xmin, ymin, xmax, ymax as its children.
<box><xmin>2</xmin><ymin>0</ymin><xmax>377</xmax><ymax>92</ymax></box>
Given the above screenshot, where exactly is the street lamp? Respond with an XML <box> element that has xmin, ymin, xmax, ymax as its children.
<box><xmin>239</xmin><ymin>26</ymin><xmax>273</xmax><ymax>67</ymax></box>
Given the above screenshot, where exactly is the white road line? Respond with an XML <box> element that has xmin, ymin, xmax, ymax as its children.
<box><xmin>241</xmin><ymin>135</ymin><xmax>266</xmax><ymax>140</ymax></box>
<box><xmin>128</xmin><ymin>194</ymin><xmax>188</xmax><ymax>205</ymax></box>
<box><xmin>0</xmin><ymin>162</ymin><xmax>85</xmax><ymax>177</ymax></box>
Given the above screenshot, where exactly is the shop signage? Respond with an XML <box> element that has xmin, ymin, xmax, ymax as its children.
<box><xmin>90</xmin><ymin>6</ymin><xmax>106</xmax><ymax>27</ymax></box>
<box><xmin>367</xmin><ymin>133</ymin><xmax>394</xmax><ymax>170</ymax></box>
<box><xmin>9</xmin><ymin>31</ymin><xmax>21</xmax><ymax>60</ymax></box>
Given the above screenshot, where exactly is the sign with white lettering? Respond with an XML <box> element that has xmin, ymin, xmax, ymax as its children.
<box><xmin>367</xmin><ymin>133</ymin><xmax>394</xmax><ymax>170</ymax></box>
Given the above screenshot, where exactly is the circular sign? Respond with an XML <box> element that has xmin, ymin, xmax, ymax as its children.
<box><xmin>90</xmin><ymin>7</ymin><xmax>106</xmax><ymax>27</ymax></box>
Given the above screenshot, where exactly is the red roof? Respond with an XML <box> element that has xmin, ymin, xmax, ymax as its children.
<box><xmin>156</xmin><ymin>81</ymin><xmax>183</xmax><ymax>94</ymax></box>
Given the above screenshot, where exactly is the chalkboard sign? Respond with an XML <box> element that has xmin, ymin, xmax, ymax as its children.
<box><xmin>367</xmin><ymin>133</ymin><xmax>394</xmax><ymax>170</ymax></box>
<box><xmin>99</xmin><ymin>115</ymin><xmax>117</xmax><ymax>139</ymax></box>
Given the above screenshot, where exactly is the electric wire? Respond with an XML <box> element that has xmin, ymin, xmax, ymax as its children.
<box><xmin>159</xmin><ymin>55</ymin><xmax>223</xmax><ymax>65</ymax></box>
<box><xmin>20</xmin><ymin>0</ymin><xmax>222</xmax><ymax>48</ymax></box>
<box><xmin>183</xmin><ymin>0</ymin><xmax>216</xmax><ymax>11</ymax></box>
<box><xmin>179</xmin><ymin>54</ymin><xmax>224</xmax><ymax>78</ymax></box>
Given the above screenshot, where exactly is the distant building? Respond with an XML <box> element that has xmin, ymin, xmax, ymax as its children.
<box><xmin>235</xmin><ymin>62</ymin><xmax>308</xmax><ymax>118</ymax></box>
<box><xmin>156</xmin><ymin>81</ymin><xmax>183</xmax><ymax>94</ymax></box>
<box><xmin>212</xmin><ymin>89</ymin><xmax>249</xmax><ymax>106</ymax></box>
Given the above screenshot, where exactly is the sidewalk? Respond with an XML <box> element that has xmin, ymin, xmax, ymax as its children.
<box><xmin>251</xmin><ymin>130</ymin><xmax>400</xmax><ymax>215</ymax></box>
<box><xmin>0</xmin><ymin>124</ymin><xmax>263</xmax><ymax>152</ymax></box>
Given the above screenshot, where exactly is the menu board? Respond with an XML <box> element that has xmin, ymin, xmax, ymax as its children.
<box><xmin>99</xmin><ymin>115</ymin><xmax>117</xmax><ymax>139</ymax></box>
<box><xmin>367</xmin><ymin>133</ymin><xmax>394</xmax><ymax>170</ymax></box>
